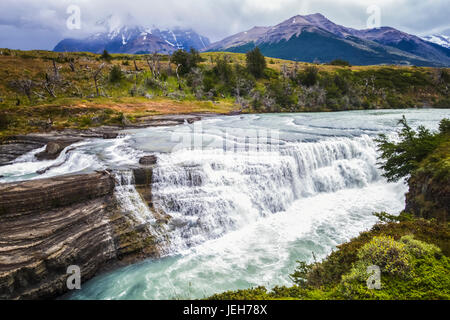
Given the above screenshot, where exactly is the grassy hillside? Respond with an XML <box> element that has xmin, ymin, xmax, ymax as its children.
<box><xmin>0</xmin><ymin>48</ymin><xmax>449</xmax><ymax>140</ymax></box>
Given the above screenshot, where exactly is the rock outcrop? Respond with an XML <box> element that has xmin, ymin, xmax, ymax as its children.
<box><xmin>138</xmin><ymin>155</ymin><xmax>158</xmax><ymax>166</ymax></box>
<box><xmin>404</xmin><ymin>142</ymin><xmax>449</xmax><ymax>222</ymax></box>
<box><xmin>0</xmin><ymin>114</ymin><xmax>209</xmax><ymax>166</ymax></box>
<box><xmin>0</xmin><ymin>136</ymin><xmax>47</xmax><ymax>166</ymax></box>
<box><xmin>0</xmin><ymin>172</ymin><xmax>159</xmax><ymax>300</ymax></box>
<box><xmin>34</xmin><ymin>139</ymin><xmax>80</xmax><ymax>161</ymax></box>
<box><xmin>405</xmin><ymin>170</ymin><xmax>449</xmax><ymax>222</ymax></box>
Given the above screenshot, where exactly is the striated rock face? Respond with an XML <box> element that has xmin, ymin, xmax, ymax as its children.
<box><xmin>0</xmin><ymin>173</ymin><xmax>114</xmax><ymax>216</ymax></box>
<box><xmin>0</xmin><ymin>172</ymin><xmax>159</xmax><ymax>300</ymax></box>
<box><xmin>405</xmin><ymin>173</ymin><xmax>450</xmax><ymax>222</ymax></box>
<box><xmin>404</xmin><ymin>143</ymin><xmax>450</xmax><ymax>222</ymax></box>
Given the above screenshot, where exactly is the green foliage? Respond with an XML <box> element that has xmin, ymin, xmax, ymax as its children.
<box><xmin>438</xmin><ymin>68</ymin><xmax>450</xmax><ymax>84</ymax></box>
<box><xmin>289</xmin><ymin>261</ymin><xmax>312</xmax><ymax>287</ymax></box>
<box><xmin>400</xmin><ymin>235</ymin><xmax>442</xmax><ymax>259</ymax></box>
<box><xmin>0</xmin><ymin>112</ymin><xmax>9</xmax><ymax>130</ymax></box>
<box><xmin>375</xmin><ymin>116</ymin><xmax>449</xmax><ymax>182</ymax></box>
<box><xmin>339</xmin><ymin>235</ymin><xmax>449</xmax><ymax>299</ymax></box>
<box><xmin>439</xmin><ymin>118</ymin><xmax>450</xmax><ymax>134</ymax></box>
<box><xmin>373</xmin><ymin>211</ymin><xmax>414</xmax><ymax>223</ymax></box>
<box><xmin>356</xmin><ymin>235</ymin><xmax>411</xmax><ymax>278</ymax></box>
<box><xmin>109</xmin><ymin>65</ymin><xmax>124</xmax><ymax>83</ymax></box>
<box><xmin>213</xmin><ymin>55</ymin><xmax>233</xmax><ymax>84</ymax></box>
<box><xmin>266</xmin><ymin>79</ymin><xmax>295</xmax><ymax>109</ymax></box>
<box><xmin>171</xmin><ymin>49</ymin><xmax>203</xmax><ymax>75</ymax></box>
<box><xmin>246</xmin><ymin>47</ymin><xmax>266</xmax><ymax>79</ymax></box>
<box><xmin>329</xmin><ymin>59</ymin><xmax>351</xmax><ymax>67</ymax></box>
<box><xmin>300</xmin><ymin>66</ymin><xmax>319</xmax><ymax>87</ymax></box>
<box><xmin>100</xmin><ymin>49</ymin><xmax>112</xmax><ymax>62</ymax></box>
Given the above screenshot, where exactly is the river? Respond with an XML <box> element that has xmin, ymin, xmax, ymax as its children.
<box><xmin>1</xmin><ymin>109</ymin><xmax>448</xmax><ymax>300</ymax></box>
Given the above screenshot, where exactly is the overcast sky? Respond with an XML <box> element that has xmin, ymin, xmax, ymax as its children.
<box><xmin>1</xmin><ymin>0</ymin><xmax>449</xmax><ymax>50</ymax></box>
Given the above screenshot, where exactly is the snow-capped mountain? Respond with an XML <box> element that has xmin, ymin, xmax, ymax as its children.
<box><xmin>54</xmin><ymin>15</ymin><xmax>210</xmax><ymax>54</ymax></box>
<box><xmin>422</xmin><ymin>34</ymin><xmax>450</xmax><ymax>49</ymax></box>
<box><xmin>207</xmin><ymin>13</ymin><xmax>450</xmax><ymax>67</ymax></box>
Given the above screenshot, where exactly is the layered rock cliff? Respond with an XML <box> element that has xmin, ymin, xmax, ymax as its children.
<box><xmin>0</xmin><ymin>171</ymin><xmax>159</xmax><ymax>300</ymax></box>
<box><xmin>404</xmin><ymin>141</ymin><xmax>450</xmax><ymax>222</ymax></box>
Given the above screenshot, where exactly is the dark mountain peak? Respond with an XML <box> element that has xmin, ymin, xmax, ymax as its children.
<box><xmin>54</xmin><ymin>17</ymin><xmax>210</xmax><ymax>54</ymax></box>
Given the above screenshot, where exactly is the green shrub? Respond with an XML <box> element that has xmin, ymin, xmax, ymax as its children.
<box><xmin>340</xmin><ymin>235</ymin><xmax>450</xmax><ymax>299</ymax></box>
<box><xmin>356</xmin><ymin>235</ymin><xmax>411</xmax><ymax>278</ymax></box>
<box><xmin>101</xmin><ymin>49</ymin><xmax>112</xmax><ymax>61</ymax></box>
<box><xmin>399</xmin><ymin>235</ymin><xmax>442</xmax><ymax>259</ymax></box>
<box><xmin>0</xmin><ymin>113</ymin><xmax>9</xmax><ymax>130</ymax></box>
<box><xmin>171</xmin><ymin>49</ymin><xmax>203</xmax><ymax>75</ymax></box>
<box><xmin>376</xmin><ymin>116</ymin><xmax>449</xmax><ymax>182</ymax></box>
<box><xmin>246</xmin><ymin>47</ymin><xmax>266</xmax><ymax>79</ymax></box>
<box><xmin>109</xmin><ymin>65</ymin><xmax>124</xmax><ymax>83</ymax></box>
<box><xmin>329</xmin><ymin>59</ymin><xmax>351</xmax><ymax>67</ymax></box>
<box><xmin>300</xmin><ymin>66</ymin><xmax>319</xmax><ymax>87</ymax></box>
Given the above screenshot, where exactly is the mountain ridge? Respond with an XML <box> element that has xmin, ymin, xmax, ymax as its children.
<box><xmin>206</xmin><ymin>13</ymin><xmax>450</xmax><ymax>67</ymax></box>
<box><xmin>54</xmin><ymin>16</ymin><xmax>210</xmax><ymax>54</ymax></box>
<box><xmin>422</xmin><ymin>34</ymin><xmax>450</xmax><ymax>49</ymax></box>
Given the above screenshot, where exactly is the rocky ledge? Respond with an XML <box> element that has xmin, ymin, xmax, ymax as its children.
<box><xmin>0</xmin><ymin>172</ymin><xmax>159</xmax><ymax>300</ymax></box>
<box><xmin>0</xmin><ymin>113</ymin><xmax>213</xmax><ymax>166</ymax></box>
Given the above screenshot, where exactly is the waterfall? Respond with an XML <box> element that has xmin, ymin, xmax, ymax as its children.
<box><xmin>112</xmin><ymin>170</ymin><xmax>170</xmax><ymax>254</ymax></box>
<box><xmin>148</xmin><ymin>134</ymin><xmax>381</xmax><ymax>253</ymax></box>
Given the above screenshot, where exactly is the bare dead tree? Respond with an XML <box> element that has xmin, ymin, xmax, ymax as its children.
<box><xmin>33</xmin><ymin>90</ymin><xmax>46</xmax><ymax>100</ymax></box>
<box><xmin>52</xmin><ymin>59</ymin><xmax>60</xmax><ymax>81</ymax></box>
<box><xmin>167</xmin><ymin>61</ymin><xmax>173</xmax><ymax>76</ymax></box>
<box><xmin>293</xmin><ymin>61</ymin><xmax>299</xmax><ymax>79</ymax></box>
<box><xmin>234</xmin><ymin>78</ymin><xmax>252</xmax><ymax>110</ymax></box>
<box><xmin>41</xmin><ymin>59</ymin><xmax>63</xmax><ymax>98</ymax></box>
<box><xmin>9</xmin><ymin>79</ymin><xmax>37</xmax><ymax>102</ymax></box>
<box><xmin>43</xmin><ymin>79</ymin><xmax>56</xmax><ymax>98</ymax></box>
<box><xmin>175</xmin><ymin>64</ymin><xmax>182</xmax><ymax>90</ymax></box>
<box><xmin>133</xmin><ymin>59</ymin><xmax>141</xmax><ymax>72</ymax></box>
<box><xmin>68</xmin><ymin>58</ymin><xmax>76</xmax><ymax>72</ymax></box>
<box><xmin>92</xmin><ymin>63</ymin><xmax>105</xmax><ymax>97</ymax></box>
<box><xmin>190</xmin><ymin>68</ymin><xmax>204</xmax><ymax>99</ymax></box>
<box><xmin>281</xmin><ymin>64</ymin><xmax>289</xmax><ymax>79</ymax></box>
<box><xmin>146</xmin><ymin>53</ymin><xmax>161</xmax><ymax>79</ymax></box>
<box><xmin>146</xmin><ymin>57</ymin><xmax>153</xmax><ymax>74</ymax></box>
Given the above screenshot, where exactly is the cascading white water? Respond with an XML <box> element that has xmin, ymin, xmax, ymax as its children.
<box><xmin>113</xmin><ymin>171</ymin><xmax>155</xmax><ymax>225</ymax></box>
<box><xmin>150</xmin><ymin>135</ymin><xmax>380</xmax><ymax>253</ymax></box>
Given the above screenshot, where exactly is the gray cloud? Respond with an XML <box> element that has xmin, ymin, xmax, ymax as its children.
<box><xmin>0</xmin><ymin>0</ymin><xmax>449</xmax><ymax>50</ymax></box>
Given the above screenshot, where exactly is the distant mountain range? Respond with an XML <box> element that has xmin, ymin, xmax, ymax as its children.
<box><xmin>54</xmin><ymin>16</ymin><xmax>210</xmax><ymax>54</ymax></box>
<box><xmin>54</xmin><ymin>13</ymin><xmax>450</xmax><ymax>67</ymax></box>
<box><xmin>206</xmin><ymin>13</ymin><xmax>450</xmax><ymax>67</ymax></box>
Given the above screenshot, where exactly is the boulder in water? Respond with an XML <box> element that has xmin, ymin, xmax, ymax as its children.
<box><xmin>139</xmin><ymin>155</ymin><xmax>157</xmax><ymax>166</ymax></box>
<box><xmin>103</xmin><ymin>132</ymin><xmax>119</xmax><ymax>139</ymax></box>
<box><xmin>35</xmin><ymin>140</ymin><xmax>76</xmax><ymax>160</ymax></box>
